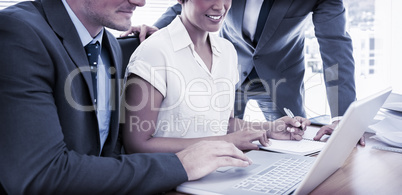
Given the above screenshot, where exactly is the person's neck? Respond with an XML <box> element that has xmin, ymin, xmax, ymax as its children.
<box><xmin>179</xmin><ymin>16</ymin><xmax>209</xmax><ymax>49</ymax></box>
<box><xmin>65</xmin><ymin>0</ymin><xmax>103</xmax><ymax>38</ymax></box>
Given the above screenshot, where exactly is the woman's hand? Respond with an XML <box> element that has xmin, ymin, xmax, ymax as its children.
<box><xmin>120</xmin><ymin>24</ymin><xmax>159</xmax><ymax>42</ymax></box>
<box><xmin>268</xmin><ymin>116</ymin><xmax>311</xmax><ymax>140</ymax></box>
<box><xmin>225</xmin><ymin>128</ymin><xmax>269</xmax><ymax>151</ymax></box>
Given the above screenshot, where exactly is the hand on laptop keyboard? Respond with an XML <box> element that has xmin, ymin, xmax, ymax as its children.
<box><xmin>176</xmin><ymin>140</ymin><xmax>253</xmax><ymax>181</ymax></box>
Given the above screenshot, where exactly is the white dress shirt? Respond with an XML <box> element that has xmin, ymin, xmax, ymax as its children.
<box><xmin>62</xmin><ymin>0</ymin><xmax>111</xmax><ymax>153</ymax></box>
<box><xmin>125</xmin><ymin>17</ymin><xmax>239</xmax><ymax>138</ymax></box>
<box><xmin>243</xmin><ymin>0</ymin><xmax>265</xmax><ymax>41</ymax></box>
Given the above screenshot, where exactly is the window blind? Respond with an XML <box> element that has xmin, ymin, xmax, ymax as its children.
<box><xmin>131</xmin><ymin>0</ymin><xmax>177</xmax><ymax>26</ymax></box>
<box><xmin>0</xmin><ymin>0</ymin><xmax>176</xmax><ymax>25</ymax></box>
<box><xmin>0</xmin><ymin>0</ymin><xmax>31</xmax><ymax>10</ymax></box>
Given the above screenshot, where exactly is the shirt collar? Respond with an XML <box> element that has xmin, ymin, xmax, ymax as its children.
<box><xmin>61</xmin><ymin>0</ymin><xmax>104</xmax><ymax>47</ymax></box>
<box><xmin>167</xmin><ymin>16</ymin><xmax>222</xmax><ymax>56</ymax></box>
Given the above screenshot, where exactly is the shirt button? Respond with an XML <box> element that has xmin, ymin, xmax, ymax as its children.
<box><xmin>253</xmin><ymin>55</ymin><xmax>259</xmax><ymax>60</ymax></box>
<box><xmin>243</xmin><ymin>71</ymin><xmax>248</xmax><ymax>76</ymax></box>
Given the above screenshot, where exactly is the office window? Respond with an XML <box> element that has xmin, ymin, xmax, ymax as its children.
<box><xmin>303</xmin><ymin>0</ymin><xmax>402</xmax><ymax>118</ymax></box>
<box><xmin>131</xmin><ymin>0</ymin><xmax>177</xmax><ymax>25</ymax></box>
<box><xmin>0</xmin><ymin>0</ymin><xmax>25</xmax><ymax>10</ymax></box>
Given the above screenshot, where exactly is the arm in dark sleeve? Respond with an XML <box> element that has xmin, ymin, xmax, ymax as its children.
<box><xmin>153</xmin><ymin>3</ymin><xmax>182</xmax><ymax>29</ymax></box>
<box><xmin>0</xmin><ymin>13</ymin><xmax>187</xmax><ymax>195</ymax></box>
<box><xmin>313</xmin><ymin>0</ymin><xmax>356</xmax><ymax>117</ymax></box>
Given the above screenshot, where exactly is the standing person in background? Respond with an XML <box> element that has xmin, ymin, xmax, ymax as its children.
<box><xmin>122</xmin><ymin>0</ymin><xmax>310</xmax><ymax>154</ymax></box>
<box><xmin>0</xmin><ymin>0</ymin><xmax>254</xmax><ymax>194</ymax></box>
<box><xmin>126</xmin><ymin>0</ymin><xmax>360</xmax><ymax>144</ymax></box>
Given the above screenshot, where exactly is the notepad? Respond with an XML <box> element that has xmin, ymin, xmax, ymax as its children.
<box><xmin>255</xmin><ymin>126</ymin><xmax>327</xmax><ymax>156</ymax></box>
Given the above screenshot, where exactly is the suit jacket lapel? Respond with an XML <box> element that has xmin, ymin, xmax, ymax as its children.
<box><xmin>256</xmin><ymin>0</ymin><xmax>293</xmax><ymax>50</ymax></box>
<box><xmin>103</xmin><ymin>32</ymin><xmax>122</xmax><ymax>85</ymax></box>
<box><xmin>42</xmin><ymin>0</ymin><xmax>96</xmax><ymax>102</ymax></box>
<box><xmin>102</xmin><ymin>32</ymin><xmax>121</xmax><ymax>140</ymax></box>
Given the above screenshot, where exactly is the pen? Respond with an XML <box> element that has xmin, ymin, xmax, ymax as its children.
<box><xmin>283</xmin><ymin>107</ymin><xmax>303</xmax><ymax>131</ymax></box>
<box><xmin>283</xmin><ymin>107</ymin><xmax>295</xmax><ymax>118</ymax></box>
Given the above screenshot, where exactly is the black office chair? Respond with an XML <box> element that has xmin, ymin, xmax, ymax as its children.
<box><xmin>117</xmin><ymin>35</ymin><xmax>141</xmax><ymax>68</ymax></box>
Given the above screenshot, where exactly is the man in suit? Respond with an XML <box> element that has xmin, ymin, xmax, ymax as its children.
<box><xmin>0</xmin><ymin>0</ymin><xmax>252</xmax><ymax>194</ymax></box>
<box><xmin>151</xmin><ymin>0</ymin><xmax>359</xmax><ymax>143</ymax></box>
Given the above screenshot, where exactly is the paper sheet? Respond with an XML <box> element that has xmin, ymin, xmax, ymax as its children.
<box><xmin>254</xmin><ymin>126</ymin><xmax>327</xmax><ymax>156</ymax></box>
<box><xmin>383</xmin><ymin>102</ymin><xmax>402</xmax><ymax>112</ymax></box>
<box><xmin>369</xmin><ymin>117</ymin><xmax>402</xmax><ymax>148</ymax></box>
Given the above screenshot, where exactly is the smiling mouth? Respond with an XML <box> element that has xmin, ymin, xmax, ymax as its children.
<box><xmin>206</xmin><ymin>14</ymin><xmax>223</xmax><ymax>20</ymax></box>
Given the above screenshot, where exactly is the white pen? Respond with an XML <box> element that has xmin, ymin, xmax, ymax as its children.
<box><xmin>283</xmin><ymin>107</ymin><xmax>295</xmax><ymax>118</ymax></box>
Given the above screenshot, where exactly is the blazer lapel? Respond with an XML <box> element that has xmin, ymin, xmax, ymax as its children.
<box><xmin>256</xmin><ymin>0</ymin><xmax>293</xmax><ymax>50</ymax></box>
<box><xmin>102</xmin><ymin>32</ymin><xmax>122</xmax><ymax>143</ymax></box>
<box><xmin>42</xmin><ymin>0</ymin><xmax>96</xmax><ymax>102</ymax></box>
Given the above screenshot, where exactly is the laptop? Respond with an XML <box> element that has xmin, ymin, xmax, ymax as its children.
<box><xmin>176</xmin><ymin>87</ymin><xmax>392</xmax><ymax>195</ymax></box>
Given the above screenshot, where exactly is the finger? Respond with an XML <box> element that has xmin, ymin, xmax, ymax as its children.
<box><xmin>256</xmin><ymin>131</ymin><xmax>269</xmax><ymax>146</ymax></box>
<box><xmin>295</xmin><ymin>116</ymin><xmax>311</xmax><ymax>130</ymax></box>
<box><xmin>291</xmin><ymin>133</ymin><xmax>303</xmax><ymax>141</ymax></box>
<box><xmin>139</xmin><ymin>25</ymin><xmax>148</xmax><ymax>42</ymax></box>
<box><xmin>359</xmin><ymin>136</ymin><xmax>365</xmax><ymax>146</ymax></box>
<box><xmin>284</xmin><ymin>117</ymin><xmax>302</xmax><ymax>128</ymax></box>
<box><xmin>245</xmin><ymin>142</ymin><xmax>260</xmax><ymax>150</ymax></box>
<box><xmin>217</xmin><ymin>156</ymin><xmax>251</xmax><ymax>168</ymax></box>
<box><xmin>120</xmin><ymin>31</ymin><xmax>129</xmax><ymax>37</ymax></box>
<box><xmin>218</xmin><ymin>142</ymin><xmax>252</xmax><ymax>163</ymax></box>
<box><xmin>258</xmin><ymin>133</ymin><xmax>269</xmax><ymax>147</ymax></box>
<box><xmin>119</xmin><ymin>26</ymin><xmax>133</xmax><ymax>37</ymax></box>
<box><xmin>286</xmin><ymin>127</ymin><xmax>296</xmax><ymax>133</ymax></box>
<box><xmin>313</xmin><ymin>126</ymin><xmax>333</xmax><ymax>141</ymax></box>
<box><xmin>246</xmin><ymin>131</ymin><xmax>267</xmax><ymax>147</ymax></box>
<box><xmin>313</xmin><ymin>129</ymin><xmax>326</xmax><ymax>141</ymax></box>
<box><xmin>148</xmin><ymin>26</ymin><xmax>158</xmax><ymax>35</ymax></box>
<box><xmin>263</xmin><ymin>131</ymin><xmax>269</xmax><ymax>146</ymax></box>
<box><xmin>120</xmin><ymin>26</ymin><xmax>140</xmax><ymax>37</ymax></box>
<box><xmin>292</xmin><ymin>128</ymin><xmax>304</xmax><ymax>136</ymax></box>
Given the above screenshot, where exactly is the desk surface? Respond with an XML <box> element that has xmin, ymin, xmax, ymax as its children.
<box><xmin>169</xmin><ymin>132</ymin><xmax>402</xmax><ymax>195</ymax></box>
<box><xmin>310</xmin><ymin>132</ymin><xmax>402</xmax><ymax>194</ymax></box>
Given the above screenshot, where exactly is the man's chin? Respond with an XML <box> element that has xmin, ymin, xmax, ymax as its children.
<box><xmin>106</xmin><ymin>21</ymin><xmax>131</xmax><ymax>32</ymax></box>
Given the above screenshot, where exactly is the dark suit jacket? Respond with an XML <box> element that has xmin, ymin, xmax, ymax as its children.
<box><xmin>154</xmin><ymin>0</ymin><xmax>356</xmax><ymax>118</ymax></box>
<box><xmin>0</xmin><ymin>0</ymin><xmax>186</xmax><ymax>194</ymax></box>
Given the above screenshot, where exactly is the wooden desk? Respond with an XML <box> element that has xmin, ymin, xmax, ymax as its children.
<box><xmin>310</xmin><ymin>132</ymin><xmax>402</xmax><ymax>194</ymax></box>
<box><xmin>169</xmin><ymin>132</ymin><xmax>402</xmax><ymax>195</ymax></box>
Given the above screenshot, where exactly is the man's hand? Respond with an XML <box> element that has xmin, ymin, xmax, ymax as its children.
<box><xmin>176</xmin><ymin>141</ymin><xmax>252</xmax><ymax>181</ymax></box>
<box><xmin>314</xmin><ymin>120</ymin><xmax>366</xmax><ymax>146</ymax></box>
<box><xmin>120</xmin><ymin>24</ymin><xmax>159</xmax><ymax>42</ymax></box>
<box><xmin>268</xmin><ymin>116</ymin><xmax>310</xmax><ymax>140</ymax></box>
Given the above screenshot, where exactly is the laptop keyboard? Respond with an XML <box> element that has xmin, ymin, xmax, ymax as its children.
<box><xmin>233</xmin><ymin>157</ymin><xmax>313</xmax><ymax>194</ymax></box>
